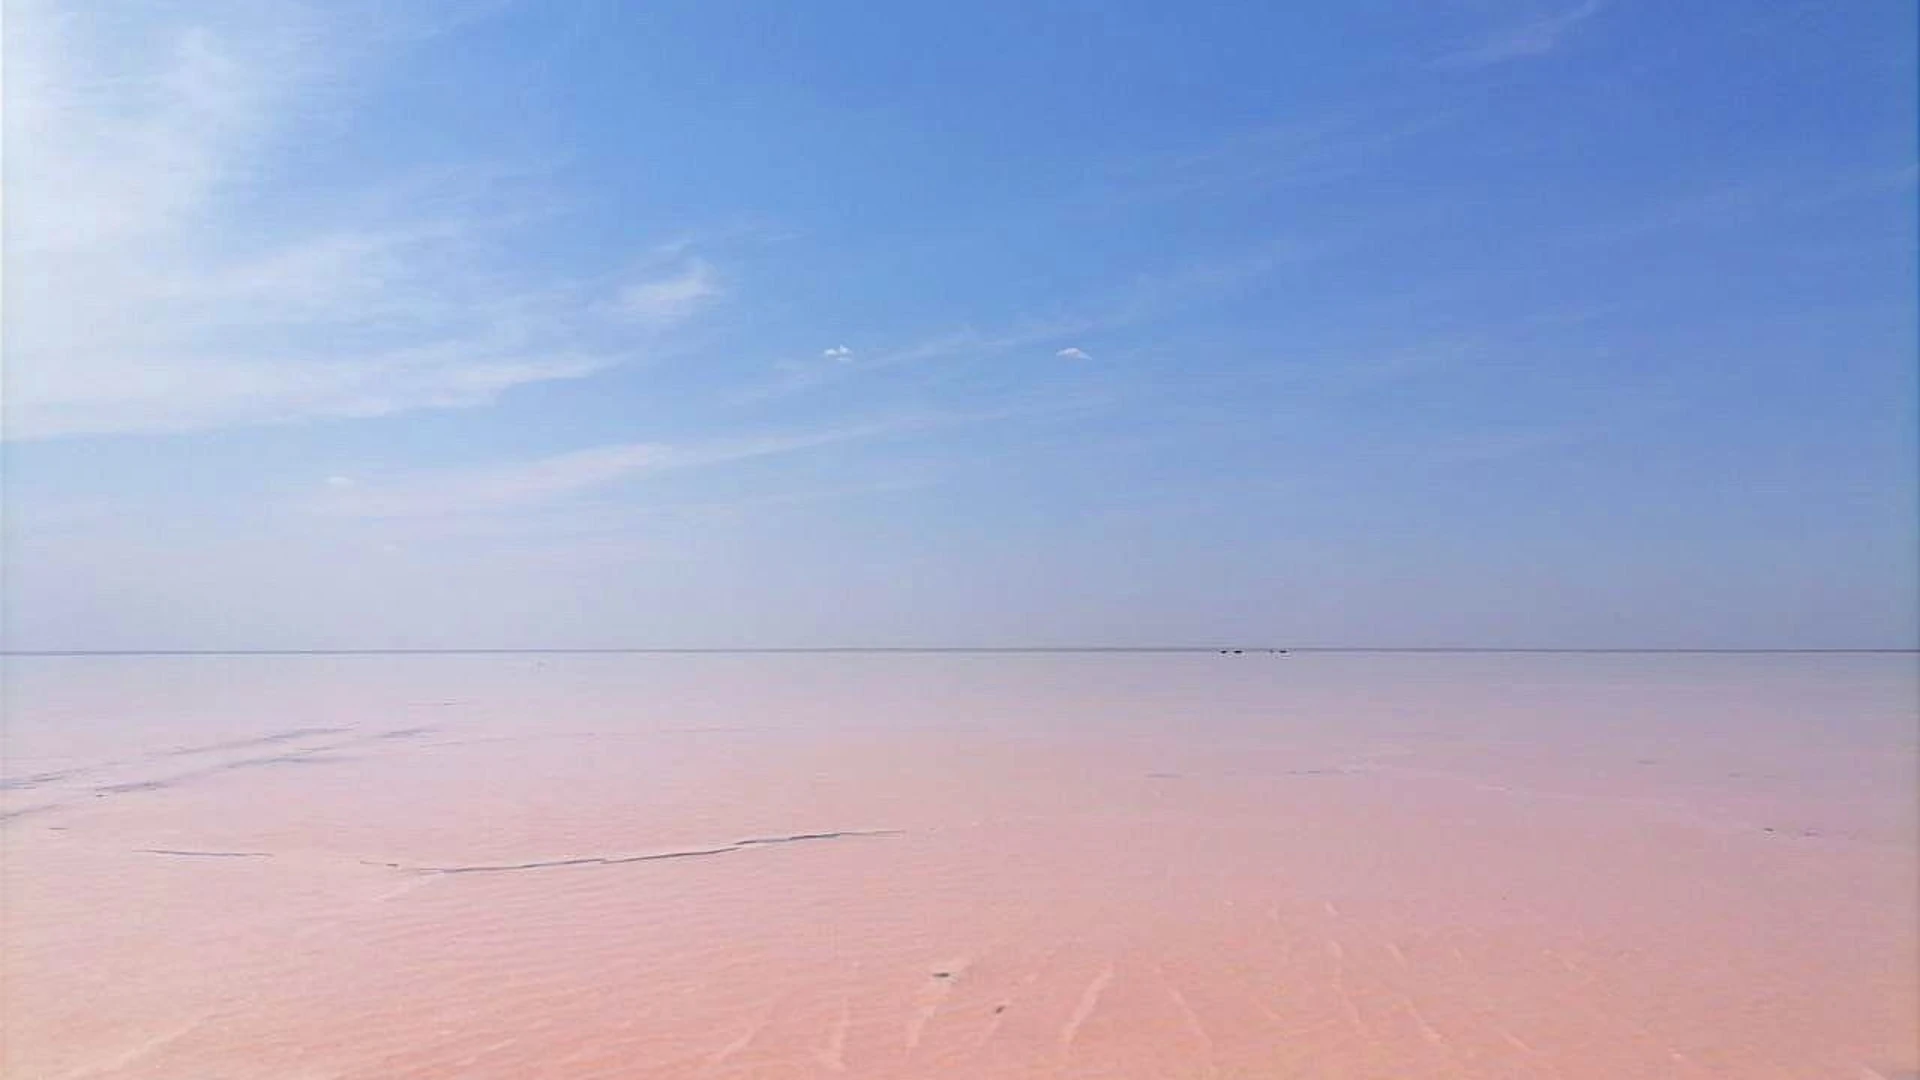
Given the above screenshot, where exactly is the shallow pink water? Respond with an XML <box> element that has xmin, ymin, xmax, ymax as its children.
<box><xmin>4</xmin><ymin>653</ymin><xmax>1915</xmax><ymax>1078</ymax></box>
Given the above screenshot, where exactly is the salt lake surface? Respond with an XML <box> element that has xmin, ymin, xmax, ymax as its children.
<box><xmin>3</xmin><ymin>652</ymin><xmax>1915</xmax><ymax>1078</ymax></box>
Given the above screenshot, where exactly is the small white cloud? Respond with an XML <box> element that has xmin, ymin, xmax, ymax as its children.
<box><xmin>1056</xmin><ymin>346</ymin><xmax>1091</xmax><ymax>361</ymax></box>
<box><xmin>822</xmin><ymin>345</ymin><xmax>854</xmax><ymax>361</ymax></box>
<box><xmin>324</xmin><ymin>475</ymin><xmax>355</xmax><ymax>488</ymax></box>
<box><xmin>616</xmin><ymin>260</ymin><xmax>719</xmax><ymax>327</ymax></box>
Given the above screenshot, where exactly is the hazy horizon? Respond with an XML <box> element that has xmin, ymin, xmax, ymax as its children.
<box><xmin>4</xmin><ymin>646</ymin><xmax>1918</xmax><ymax>656</ymax></box>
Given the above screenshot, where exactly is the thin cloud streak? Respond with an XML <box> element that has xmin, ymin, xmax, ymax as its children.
<box><xmin>284</xmin><ymin>400</ymin><xmax>1088</xmax><ymax>521</ymax></box>
<box><xmin>1435</xmin><ymin>1</ymin><xmax>1605</xmax><ymax>70</ymax></box>
<box><xmin>615</xmin><ymin>260</ymin><xmax>721</xmax><ymax>327</ymax></box>
<box><xmin>293</xmin><ymin>423</ymin><xmax>912</xmax><ymax>519</ymax></box>
<box><xmin>1094</xmin><ymin>101</ymin><xmax>1464</xmax><ymax>212</ymax></box>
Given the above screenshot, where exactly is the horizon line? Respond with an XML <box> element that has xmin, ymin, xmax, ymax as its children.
<box><xmin>3</xmin><ymin>646</ymin><xmax>1916</xmax><ymax>657</ymax></box>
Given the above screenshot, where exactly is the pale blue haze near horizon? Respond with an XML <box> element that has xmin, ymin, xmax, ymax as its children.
<box><xmin>3</xmin><ymin>0</ymin><xmax>1915</xmax><ymax>650</ymax></box>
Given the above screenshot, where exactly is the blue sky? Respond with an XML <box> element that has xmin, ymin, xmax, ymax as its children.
<box><xmin>4</xmin><ymin>0</ymin><xmax>1915</xmax><ymax>649</ymax></box>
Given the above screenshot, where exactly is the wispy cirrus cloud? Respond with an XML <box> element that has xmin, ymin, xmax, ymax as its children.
<box><xmin>1435</xmin><ymin>1</ymin><xmax>1605</xmax><ymax>70</ymax></box>
<box><xmin>1561</xmin><ymin>164</ymin><xmax>1920</xmax><ymax>250</ymax></box>
<box><xmin>294</xmin><ymin>421</ymin><xmax>915</xmax><ymax>519</ymax></box>
<box><xmin>615</xmin><ymin>260</ymin><xmax>722</xmax><ymax>327</ymax></box>
<box><xmin>2</xmin><ymin>0</ymin><xmax>700</xmax><ymax>441</ymax></box>
<box><xmin>1096</xmin><ymin>100</ymin><xmax>1463</xmax><ymax>212</ymax></box>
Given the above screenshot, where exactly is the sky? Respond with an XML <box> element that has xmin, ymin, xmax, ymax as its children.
<box><xmin>3</xmin><ymin>0</ymin><xmax>1915</xmax><ymax>650</ymax></box>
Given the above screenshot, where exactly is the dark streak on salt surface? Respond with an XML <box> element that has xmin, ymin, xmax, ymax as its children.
<box><xmin>407</xmin><ymin>830</ymin><xmax>904</xmax><ymax>875</ymax></box>
<box><xmin>136</xmin><ymin>848</ymin><xmax>273</xmax><ymax>859</ymax></box>
<box><xmin>159</xmin><ymin>727</ymin><xmax>352</xmax><ymax>759</ymax></box>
